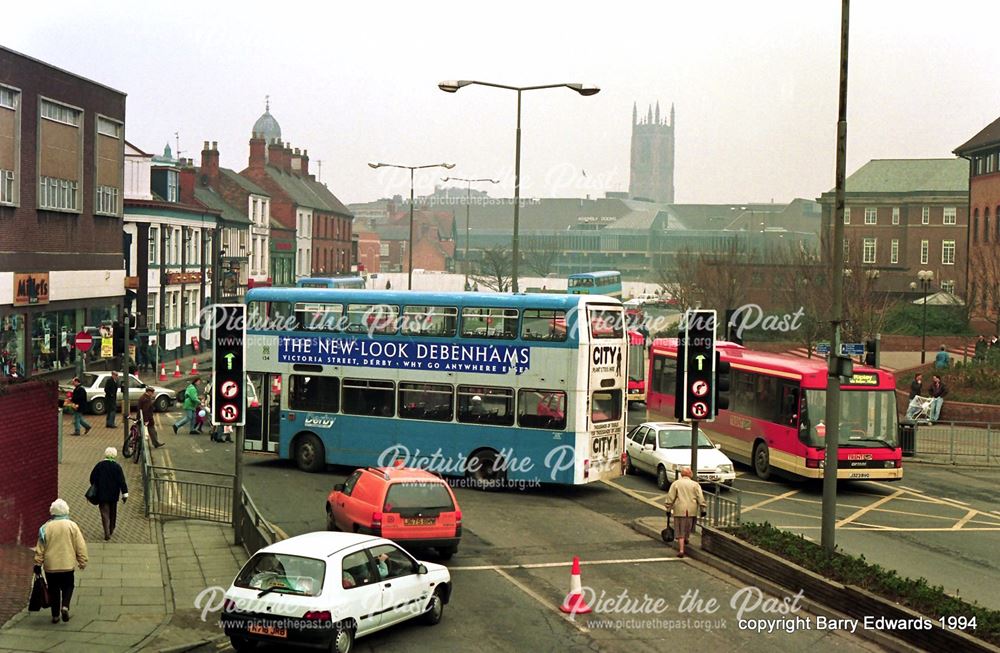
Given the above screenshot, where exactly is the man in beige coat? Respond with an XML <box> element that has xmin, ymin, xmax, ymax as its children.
<box><xmin>33</xmin><ymin>499</ymin><xmax>88</xmax><ymax>623</ymax></box>
<box><xmin>663</xmin><ymin>467</ymin><xmax>707</xmax><ymax>558</ymax></box>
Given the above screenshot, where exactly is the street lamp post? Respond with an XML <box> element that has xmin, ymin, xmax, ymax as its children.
<box><xmin>368</xmin><ymin>162</ymin><xmax>455</xmax><ymax>290</ymax></box>
<box><xmin>442</xmin><ymin>176</ymin><xmax>499</xmax><ymax>287</ymax></box>
<box><xmin>438</xmin><ymin>80</ymin><xmax>599</xmax><ymax>293</ymax></box>
<box><xmin>910</xmin><ymin>270</ymin><xmax>934</xmax><ymax>364</ymax></box>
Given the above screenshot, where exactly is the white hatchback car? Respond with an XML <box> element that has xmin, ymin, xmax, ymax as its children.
<box><xmin>222</xmin><ymin>531</ymin><xmax>451</xmax><ymax>653</ymax></box>
<box><xmin>625</xmin><ymin>421</ymin><xmax>736</xmax><ymax>489</ymax></box>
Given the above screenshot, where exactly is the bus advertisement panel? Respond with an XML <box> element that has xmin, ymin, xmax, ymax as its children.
<box><xmin>243</xmin><ymin>288</ymin><xmax>627</xmax><ymax>486</ymax></box>
<box><xmin>646</xmin><ymin>339</ymin><xmax>902</xmax><ymax>481</ymax></box>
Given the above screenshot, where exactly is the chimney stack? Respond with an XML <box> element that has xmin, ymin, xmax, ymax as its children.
<box><xmin>201</xmin><ymin>140</ymin><xmax>220</xmax><ymax>183</ymax></box>
<box><xmin>291</xmin><ymin>147</ymin><xmax>302</xmax><ymax>173</ymax></box>
<box><xmin>179</xmin><ymin>163</ymin><xmax>196</xmax><ymax>204</ymax></box>
<box><xmin>302</xmin><ymin>149</ymin><xmax>310</xmax><ymax>177</ymax></box>
<box><xmin>249</xmin><ymin>133</ymin><xmax>266</xmax><ymax>169</ymax></box>
<box><xmin>268</xmin><ymin>140</ymin><xmax>285</xmax><ymax>171</ymax></box>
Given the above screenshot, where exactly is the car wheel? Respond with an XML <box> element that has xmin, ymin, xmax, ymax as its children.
<box><xmin>753</xmin><ymin>442</ymin><xmax>772</xmax><ymax>481</ymax></box>
<box><xmin>89</xmin><ymin>397</ymin><xmax>106</xmax><ymax>415</ymax></box>
<box><xmin>723</xmin><ymin>480</ymin><xmax>734</xmax><ymax>489</ymax></box>
<box><xmin>656</xmin><ymin>466</ymin><xmax>669</xmax><ymax>490</ymax></box>
<box><xmin>421</xmin><ymin>588</ymin><xmax>445</xmax><ymax>625</ymax></box>
<box><xmin>331</xmin><ymin>623</ymin><xmax>355</xmax><ymax>653</ymax></box>
<box><xmin>295</xmin><ymin>434</ymin><xmax>325</xmax><ymax>473</ymax></box>
<box><xmin>154</xmin><ymin>394</ymin><xmax>170</xmax><ymax>412</ymax></box>
<box><xmin>438</xmin><ymin>545</ymin><xmax>457</xmax><ymax>561</ymax></box>
<box><xmin>466</xmin><ymin>449</ymin><xmax>506</xmax><ymax>491</ymax></box>
<box><xmin>625</xmin><ymin>454</ymin><xmax>637</xmax><ymax>475</ymax></box>
<box><xmin>326</xmin><ymin>503</ymin><xmax>339</xmax><ymax>531</ymax></box>
<box><xmin>229</xmin><ymin>635</ymin><xmax>256</xmax><ymax>652</ymax></box>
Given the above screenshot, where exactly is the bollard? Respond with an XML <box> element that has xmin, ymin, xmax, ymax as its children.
<box><xmin>57</xmin><ymin>408</ymin><xmax>63</xmax><ymax>464</ymax></box>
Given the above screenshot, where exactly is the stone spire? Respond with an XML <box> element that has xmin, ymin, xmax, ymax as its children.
<box><xmin>633</xmin><ymin>101</ymin><xmax>637</xmax><ymax>126</ymax></box>
<box><xmin>655</xmin><ymin>101</ymin><xmax>660</xmax><ymax>124</ymax></box>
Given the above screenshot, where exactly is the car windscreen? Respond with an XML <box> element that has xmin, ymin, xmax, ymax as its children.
<box><xmin>234</xmin><ymin>553</ymin><xmax>325</xmax><ymax>597</ymax></box>
<box><xmin>383</xmin><ymin>482</ymin><xmax>455</xmax><ymax>512</ymax></box>
<box><xmin>657</xmin><ymin>429</ymin><xmax>713</xmax><ymax>449</ymax></box>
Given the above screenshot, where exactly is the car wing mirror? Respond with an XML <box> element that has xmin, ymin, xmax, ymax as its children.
<box><xmin>714</xmin><ymin>443</ymin><xmax>721</xmax><ymax>450</ymax></box>
<box><xmin>333</xmin><ymin>483</ymin><xmax>345</xmax><ymax>492</ymax></box>
<box><xmin>416</xmin><ymin>564</ymin><xmax>428</xmax><ymax>575</ymax></box>
<box><xmin>643</xmin><ymin>443</ymin><xmax>654</xmax><ymax>451</ymax></box>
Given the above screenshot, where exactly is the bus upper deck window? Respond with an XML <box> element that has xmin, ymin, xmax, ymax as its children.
<box><xmin>461</xmin><ymin>307</ymin><xmax>518</xmax><ymax>339</ymax></box>
<box><xmin>521</xmin><ymin>309</ymin><xmax>567</xmax><ymax>341</ymax></box>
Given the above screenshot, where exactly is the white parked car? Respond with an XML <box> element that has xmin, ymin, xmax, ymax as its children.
<box><xmin>625</xmin><ymin>421</ymin><xmax>736</xmax><ymax>489</ymax></box>
<box><xmin>222</xmin><ymin>531</ymin><xmax>451</xmax><ymax>653</ymax></box>
<box><xmin>58</xmin><ymin>371</ymin><xmax>175</xmax><ymax>414</ymax></box>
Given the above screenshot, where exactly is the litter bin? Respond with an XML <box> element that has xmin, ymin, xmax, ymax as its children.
<box><xmin>898</xmin><ymin>421</ymin><xmax>916</xmax><ymax>457</ymax></box>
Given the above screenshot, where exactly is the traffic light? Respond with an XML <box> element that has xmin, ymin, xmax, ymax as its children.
<box><xmin>674</xmin><ymin>330</ymin><xmax>687</xmax><ymax>420</ymax></box>
<box><xmin>112</xmin><ymin>321</ymin><xmax>124</xmax><ymax>357</ymax></box>
<box><xmin>864</xmin><ymin>339</ymin><xmax>878</xmax><ymax>367</ymax></box>
<box><xmin>678</xmin><ymin>310</ymin><xmax>717</xmax><ymax>422</ymax></box>
<box><xmin>715</xmin><ymin>352</ymin><xmax>731</xmax><ymax>415</ymax></box>
<box><xmin>212</xmin><ymin>304</ymin><xmax>246</xmax><ymax>426</ymax></box>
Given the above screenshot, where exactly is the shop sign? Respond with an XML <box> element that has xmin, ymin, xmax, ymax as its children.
<box><xmin>14</xmin><ymin>273</ymin><xmax>50</xmax><ymax>306</ymax></box>
<box><xmin>166</xmin><ymin>272</ymin><xmax>203</xmax><ymax>285</ymax></box>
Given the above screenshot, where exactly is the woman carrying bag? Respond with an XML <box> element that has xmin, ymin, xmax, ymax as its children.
<box><xmin>33</xmin><ymin>499</ymin><xmax>88</xmax><ymax>623</ymax></box>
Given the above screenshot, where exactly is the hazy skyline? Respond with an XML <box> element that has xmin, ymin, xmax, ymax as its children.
<box><xmin>8</xmin><ymin>1</ymin><xmax>1000</xmax><ymax>207</ymax></box>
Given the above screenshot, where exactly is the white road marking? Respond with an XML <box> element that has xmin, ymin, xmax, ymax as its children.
<box><xmin>742</xmin><ymin>490</ymin><xmax>800</xmax><ymax>513</ymax></box>
<box><xmin>837</xmin><ymin>490</ymin><xmax>905</xmax><ymax>528</ymax></box>
<box><xmin>492</xmin><ymin>568</ymin><xmax>590</xmax><ymax>634</ymax></box>
<box><xmin>450</xmin><ymin>556</ymin><xmax>679</xmax><ymax>572</ymax></box>
<box><xmin>952</xmin><ymin>509</ymin><xmax>978</xmax><ymax>530</ymax></box>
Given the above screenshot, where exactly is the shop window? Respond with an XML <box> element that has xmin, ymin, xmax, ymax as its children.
<box><xmin>0</xmin><ymin>315</ymin><xmax>25</xmax><ymax>377</ymax></box>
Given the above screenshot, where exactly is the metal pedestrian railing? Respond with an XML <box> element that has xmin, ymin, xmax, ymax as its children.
<box><xmin>705</xmin><ymin>483</ymin><xmax>742</xmax><ymax>528</ymax></box>
<box><xmin>237</xmin><ymin>487</ymin><xmax>281</xmax><ymax>556</ymax></box>
<box><xmin>908</xmin><ymin>421</ymin><xmax>1000</xmax><ymax>466</ymax></box>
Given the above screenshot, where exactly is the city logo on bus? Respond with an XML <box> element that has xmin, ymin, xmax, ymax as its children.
<box><xmin>277</xmin><ymin>336</ymin><xmax>531</xmax><ymax>375</ymax></box>
<box><xmin>304</xmin><ymin>415</ymin><xmax>336</xmax><ymax>428</ymax></box>
<box><xmin>591</xmin><ymin>345</ymin><xmax>622</xmax><ymax>375</ymax></box>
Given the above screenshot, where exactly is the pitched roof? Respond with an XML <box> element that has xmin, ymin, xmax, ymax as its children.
<box><xmin>264</xmin><ymin>165</ymin><xmax>352</xmax><ymax>217</ymax></box>
<box><xmin>219</xmin><ymin>168</ymin><xmax>269</xmax><ymax>196</ymax></box>
<box><xmin>194</xmin><ymin>187</ymin><xmax>250</xmax><ymax>225</ymax></box>
<box><xmin>954</xmin><ymin>115</ymin><xmax>1000</xmax><ymax>155</ymax></box>
<box><xmin>836</xmin><ymin>159</ymin><xmax>968</xmax><ymax>194</ymax></box>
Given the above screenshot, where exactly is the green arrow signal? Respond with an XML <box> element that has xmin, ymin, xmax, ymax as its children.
<box><xmin>694</xmin><ymin>354</ymin><xmax>706</xmax><ymax>370</ymax></box>
<box><xmin>224</xmin><ymin>352</ymin><xmax>235</xmax><ymax>370</ymax></box>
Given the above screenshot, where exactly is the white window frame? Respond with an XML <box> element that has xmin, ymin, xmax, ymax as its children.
<box><xmin>0</xmin><ymin>169</ymin><xmax>13</xmax><ymax>205</ymax></box>
<box><xmin>943</xmin><ymin>207</ymin><xmax>957</xmax><ymax>225</ymax></box>
<box><xmin>0</xmin><ymin>85</ymin><xmax>17</xmax><ymax>110</ymax></box>
<box><xmin>843</xmin><ymin>239</ymin><xmax>849</xmax><ymax>263</ymax></box>
<box><xmin>843</xmin><ymin>209</ymin><xmax>851</xmax><ymax>225</ymax></box>
<box><xmin>149</xmin><ymin>227</ymin><xmax>159</xmax><ymax>265</ymax></box>
<box><xmin>95</xmin><ymin>185</ymin><xmax>119</xmax><ymax>215</ymax></box>
<box><xmin>862</xmin><ymin>237</ymin><xmax>877</xmax><ymax>264</ymax></box>
<box><xmin>96</xmin><ymin>116</ymin><xmax>122</xmax><ymax>138</ymax></box>
<box><xmin>167</xmin><ymin>170</ymin><xmax>179</xmax><ymax>203</ymax></box>
<box><xmin>941</xmin><ymin>280</ymin><xmax>955</xmax><ymax>294</ymax></box>
<box><xmin>920</xmin><ymin>240</ymin><xmax>929</xmax><ymax>265</ymax></box>
<box><xmin>38</xmin><ymin>176</ymin><xmax>78</xmax><ymax>211</ymax></box>
<box><xmin>40</xmin><ymin>98</ymin><xmax>81</xmax><ymax>126</ymax></box>
<box><xmin>864</xmin><ymin>208</ymin><xmax>877</xmax><ymax>225</ymax></box>
<box><xmin>892</xmin><ymin>207</ymin><xmax>900</xmax><ymax>225</ymax></box>
<box><xmin>890</xmin><ymin>239</ymin><xmax>899</xmax><ymax>264</ymax></box>
<box><xmin>921</xmin><ymin>206</ymin><xmax>930</xmax><ymax>225</ymax></box>
<box><xmin>942</xmin><ymin>240</ymin><xmax>956</xmax><ymax>265</ymax></box>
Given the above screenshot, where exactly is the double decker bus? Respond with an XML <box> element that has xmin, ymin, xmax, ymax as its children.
<box><xmin>243</xmin><ymin>288</ymin><xmax>628</xmax><ymax>486</ymax></box>
<box><xmin>646</xmin><ymin>339</ymin><xmax>902</xmax><ymax>481</ymax></box>
<box><xmin>567</xmin><ymin>271</ymin><xmax>623</xmax><ymax>299</ymax></box>
<box><xmin>295</xmin><ymin>276</ymin><xmax>366</xmax><ymax>289</ymax></box>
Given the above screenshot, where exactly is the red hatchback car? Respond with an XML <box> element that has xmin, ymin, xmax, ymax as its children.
<box><xmin>326</xmin><ymin>466</ymin><xmax>462</xmax><ymax>559</ymax></box>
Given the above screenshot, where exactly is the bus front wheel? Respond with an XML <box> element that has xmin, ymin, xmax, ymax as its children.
<box><xmin>295</xmin><ymin>434</ymin><xmax>325</xmax><ymax>473</ymax></box>
<box><xmin>753</xmin><ymin>442</ymin><xmax>772</xmax><ymax>480</ymax></box>
<box><xmin>466</xmin><ymin>449</ymin><xmax>506</xmax><ymax>491</ymax></box>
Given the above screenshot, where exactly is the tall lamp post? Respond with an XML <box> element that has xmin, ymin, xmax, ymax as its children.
<box><xmin>368</xmin><ymin>162</ymin><xmax>455</xmax><ymax>290</ymax></box>
<box><xmin>438</xmin><ymin>80</ymin><xmax>600</xmax><ymax>293</ymax></box>
<box><xmin>442</xmin><ymin>176</ymin><xmax>499</xmax><ymax>287</ymax></box>
<box><xmin>910</xmin><ymin>270</ymin><xmax>934</xmax><ymax>363</ymax></box>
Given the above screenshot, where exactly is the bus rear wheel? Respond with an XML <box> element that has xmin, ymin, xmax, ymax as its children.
<box><xmin>466</xmin><ymin>450</ymin><xmax>506</xmax><ymax>491</ymax></box>
<box><xmin>295</xmin><ymin>434</ymin><xmax>325</xmax><ymax>473</ymax></box>
<box><xmin>753</xmin><ymin>442</ymin><xmax>772</xmax><ymax>480</ymax></box>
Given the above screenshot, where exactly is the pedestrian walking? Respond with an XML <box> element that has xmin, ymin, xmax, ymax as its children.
<box><xmin>105</xmin><ymin>371</ymin><xmax>120</xmax><ymax>428</ymax></box>
<box><xmin>69</xmin><ymin>378</ymin><xmax>91</xmax><ymax>435</ymax></box>
<box><xmin>934</xmin><ymin>345</ymin><xmax>951</xmax><ymax>370</ymax></box>
<box><xmin>929</xmin><ymin>375</ymin><xmax>948</xmax><ymax>423</ymax></box>
<box><xmin>663</xmin><ymin>467</ymin><xmax>706</xmax><ymax>558</ymax></box>
<box><xmin>33</xmin><ymin>499</ymin><xmax>87</xmax><ymax>624</ymax></box>
<box><xmin>89</xmin><ymin>447</ymin><xmax>129</xmax><ymax>541</ymax></box>
<box><xmin>385</xmin><ymin>279</ymin><xmax>392</xmax><ymax>290</ymax></box>
<box><xmin>975</xmin><ymin>335</ymin><xmax>987</xmax><ymax>363</ymax></box>
<box><xmin>137</xmin><ymin>387</ymin><xmax>163</xmax><ymax>448</ymax></box>
<box><xmin>908</xmin><ymin>373</ymin><xmax>923</xmax><ymax>401</ymax></box>
<box><xmin>172</xmin><ymin>377</ymin><xmax>202</xmax><ymax>434</ymax></box>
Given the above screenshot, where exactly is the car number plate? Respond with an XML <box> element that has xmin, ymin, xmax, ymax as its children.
<box><xmin>248</xmin><ymin>623</ymin><xmax>287</xmax><ymax>638</ymax></box>
<box><xmin>404</xmin><ymin>518</ymin><xmax>435</xmax><ymax>526</ymax></box>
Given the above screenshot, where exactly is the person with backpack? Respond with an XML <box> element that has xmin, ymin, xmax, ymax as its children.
<box><xmin>172</xmin><ymin>377</ymin><xmax>202</xmax><ymax>435</ymax></box>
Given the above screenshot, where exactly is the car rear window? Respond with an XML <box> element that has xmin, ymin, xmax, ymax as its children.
<box><xmin>235</xmin><ymin>553</ymin><xmax>325</xmax><ymax>597</ymax></box>
<box><xmin>383</xmin><ymin>481</ymin><xmax>455</xmax><ymax>512</ymax></box>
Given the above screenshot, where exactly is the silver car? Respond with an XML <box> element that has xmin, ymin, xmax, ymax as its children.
<box><xmin>59</xmin><ymin>372</ymin><xmax>176</xmax><ymax>414</ymax></box>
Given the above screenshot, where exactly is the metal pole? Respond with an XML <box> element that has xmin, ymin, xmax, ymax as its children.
<box><xmin>690</xmin><ymin>420</ymin><xmax>699</xmax><ymax>482</ymax></box>
<box><xmin>408</xmin><ymin>167</ymin><xmax>415</xmax><ymax>291</ymax></box>
<box><xmin>512</xmin><ymin>89</ymin><xmax>522</xmax><ymax>294</ymax></box>
<box><xmin>123</xmin><ymin>313</ymin><xmax>131</xmax><ymax>448</ymax></box>
<box><xmin>822</xmin><ymin>0</ymin><xmax>850</xmax><ymax>553</ymax></box>
<box><xmin>465</xmin><ymin>182</ymin><xmax>471</xmax><ymax>285</ymax></box>
<box><xmin>233</xmin><ymin>423</ymin><xmax>244</xmax><ymax>546</ymax></box>
<box><xmin>921</xmin><ymin>282</ymin><xmax>928</xmax><ymax>364</ymax></box>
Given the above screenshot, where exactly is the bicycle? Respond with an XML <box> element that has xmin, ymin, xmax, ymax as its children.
<box><xmin>121</xmin><ymin>416</ymin><xmax>142</xmax><ymax>463</ymax></box>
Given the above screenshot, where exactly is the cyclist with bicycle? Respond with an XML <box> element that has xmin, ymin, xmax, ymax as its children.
<box><xmin>136</xmin><ymin>387</ymin><xmax>163</xmax><ymax>449</ymax></box>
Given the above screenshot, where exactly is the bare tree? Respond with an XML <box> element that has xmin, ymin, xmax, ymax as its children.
<box><xmin>521</xmin><ymin>236</ymin><xmax>559</xmax><ymax>278</ymax></box>
<box><xmin>655</xmin><ymin>238</ymin><xmax>757</xmax><ymax>314</ymax></box>
<box><xmin>970</xmin><ymin>246</ymin><xmax>1000</xmax><ymax>336</ymax></box>
<box><xmin>472</xmin><ymin>245</ymin><xmax>512</xmax><ymax>292</ymax></box>
<box><xmin>770</xmin><ymin>244</ymin><xmax>831</xmax><ymax>355</ymax></box>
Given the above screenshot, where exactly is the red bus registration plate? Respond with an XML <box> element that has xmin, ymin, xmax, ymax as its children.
<box><xmin>248</xmin><ymin>624</ymin><xmax>287</xmax><ymax>638</ymax></box>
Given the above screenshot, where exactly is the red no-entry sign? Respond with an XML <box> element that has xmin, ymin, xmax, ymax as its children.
<box><xmin>74</xmin><ymin>331</ymin><xmax>93</xmax><ymax>352</ymax></box>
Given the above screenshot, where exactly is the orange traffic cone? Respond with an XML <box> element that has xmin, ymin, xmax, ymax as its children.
<box><xmin>159</xmin><ymin>363</ymin><xmax>167</xmax><ymax>382</ymax></box>
<box><xmin>189</xmin><ymin>358</ymin><xmax>199</xmax><ymax>375</ymax></box>
<box><xmin>173</xmin><ymin>360</ymin><xmax>182</xmax><ymax>378</ymax></box>
<box><xmin>559</xmin><ymin>556</ymin><xmax>592</xmax><ymax>615</ymax></box>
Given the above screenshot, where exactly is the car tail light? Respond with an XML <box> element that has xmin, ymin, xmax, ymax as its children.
<box><xmin>583</xmin><ymin>459</ymin><xmax>590</xmax><ymax>479</ymax></box>
<box><xmin>455</xmin><ymin>510</ymin><xmax>462</xmax><ymax>525</ymax></box>
<box><xmin>372</xmin><ymin>511</ymin><xmax>383</xmax><ymax>531</ymax></box>
<box><xmin>250</xmin><ymin>400</ymin><xmax>260</xmax><ymax>408</ymax></box>
<box><xmin>303</xmin><ymin>610</ymin><xmax>331</xmax><ymax>621</ymax></box>
<box><xmin>620</xmin><ymin>452</ymin><xmax>627</xmax><ymax>471</ymax></box>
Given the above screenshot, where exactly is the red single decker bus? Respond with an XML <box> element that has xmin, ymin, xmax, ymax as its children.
<box><xmin>646</xmin><ymin>339</ymin><xmax>902</xmax><ymax>481</ymax></box>
<box><xmin>627</xmin><ymin>329</ymin><xmax>647</xmax><ymax>406</ymax></box>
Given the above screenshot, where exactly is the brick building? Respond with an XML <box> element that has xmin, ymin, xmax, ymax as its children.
<box><xmin>0</xmin><ymin>46</ymin><xmax>126</xmax><ymax>378</ymax></box>
<box><xmin>818</xmin><ymin>159</ymin><xmax>969</xmax><ymax>296</ymax></box>
<box><xmin>354</xmin><ymin>229</ymin><xmax>382</xmax><ymax>274</ymax></box>
<box><xmin>955</xmin><ymin>116</ymin><xmax>1000</xmax><ymax>329</ymax></box>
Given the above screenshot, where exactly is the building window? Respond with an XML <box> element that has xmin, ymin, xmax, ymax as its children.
<box><xmin>921</xmin><ymin>206</ymin><xmax>930</xmax><ymax>225</ymax></box>
<box><xmin>0</xmin><ymin>169</ymin><xmax>13</xmax><ymax>205</ymax></box>
<box><xmin>97</xmin><ymin>116</ymin><xmax>122</xmax><ymax>138</ymax></box>
<box><xmin>920</xmin><ymin>240</ymin><xmax>929</xmax><ymax>265</ymax></box>
<box><xmin>380</xmin><ymin>243</ymin><xmax>389</xmax><ymax>257</ymax></box>
<box><xmin>941</xmin><ymin>280</ymin><xmax>955</xmax><ymax>294</ymax></box>
<box><xmin>973</xmin><ymin>210</ymin><xmax>979</xmax><ymax>244</ymax></box>
<box><xmin>943</xmin><ymin>207</ymin><xmax>957</xmax><ymax>225</ymax></box>
<box><xmin>862</xmin><ymin>238</ymin><xmax>876</xmax><ymax>264</ymax></box>
<box><xmin>988</xmin><ymin>154</ymin><xmax>996</xmax><ymax>175</ymax></box>
<box><xmin>38</xmin><ymin>176</ymin><xmax>78</xmax><ymax>211</ymax></box>
<box><xmin>96</xmin><ymin>185</ymin><xmax>118</xmax><ymax>215</ymax></box>
<box><xmin>166</xmin><ymin>170</ymin><xmax>178</xmax><ymax>202</ymax></box>
<box><xmin>843</xmin><ymin>239</ymin><xmax>849</xmax><ymax>263</ymax></box>
<box><xmin>942</xmin><ymin>240</ymin><xmax>955</xmax><ymax>265</ymax></box>
<box><xmin>976</xmin><ymin>157</ymin><xmax>984</xmax><ymax>175</ymax></box>
<box><xmin>889</xmin><ymin>239</ymin><xmax>899</xmax><ymax>264</ymax></box>
<box><xmin>986</xmin><ymin>209</ymin><xmax>992</xmax><ymax>244</ymax></box>
<box><xmin>843</xmin><ymin>209</ymin><xmax>850</xmax><ymax>225</ymax></box>
<box><xmin>149</xmin><ymin>227</ymin><xmax>158</xmax><ymax>265</ymax></box>
<box><xmin>864</xmin><ymin>208</ymin><xmax>877</xmax><ymax>225</ymax></box>
<box><xmin>892</xmin><ymin>207</ymin><xmax>900</xmax><ymax>225</ymax></box>
<box><xmin>0</xmin><ymin>86</ymin><xmax>17</xmax><ymax>110</ymax></box>
<box><xmin>40</xmin><ymin>99</ymin><xmax>81</xmax><ymax>126</ymax></box>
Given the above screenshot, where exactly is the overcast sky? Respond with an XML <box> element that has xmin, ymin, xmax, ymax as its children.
<box><xmin>8</xmin><ymin>1</ymin><xmax>1000</xmax><ymax>206</ymax></box>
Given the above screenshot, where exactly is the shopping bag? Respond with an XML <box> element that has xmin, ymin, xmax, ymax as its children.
<box><xmin>28</xmin><ymin>574</ymin><xmax>49</xmax><ymax>612</ymax></box>
<box><xmin>85</xmin><ymin>483</ymin><xmax>99</xmax><ymax>505</ymax></box>
<box><xmin>661</xmin><ymin>515</ymin><xmax>675</xmax><ymax>543</ymax></box>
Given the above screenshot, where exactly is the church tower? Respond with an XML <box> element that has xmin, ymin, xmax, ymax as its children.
<box><xmin>628</xmin><ymin>101</ymin><xmax>675</xmax><ymax>203</ymax></box>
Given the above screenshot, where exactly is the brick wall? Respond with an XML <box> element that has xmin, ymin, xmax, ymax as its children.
<box><xmin>0</xmin><ymin>380</ymin><xmax>58</xmax><ymax>545</ymax></box>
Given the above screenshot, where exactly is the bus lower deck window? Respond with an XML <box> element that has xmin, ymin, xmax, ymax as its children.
<box><xmin>398</xmin><ymin>382</ymin><xmax>454</xmax><ymax>422</ymax></box>
<box><xmin>457</xmin><ymin>385</ymin><xmax>514</xmax><ymax>426</ymax></box>
<box><xmin>517</xmin><ymin>389</ymin><xmax>566</xmax><ymax>430</ymax></box>
<box><xmin>342</xmin><ymin>379</ymin><xmax>395</xmax><ymax>417</ymax></box>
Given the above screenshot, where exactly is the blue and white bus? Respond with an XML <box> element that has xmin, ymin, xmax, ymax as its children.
<box><xmin>567</xmin><ymin>271</ymin><xmax>623</xmax><ymax>298</ymax></box>
<box><xmin>242</xmin><ymin>288</ymin><xmax>627</xmax><ymax>486</ymax></box>
<box><xmin>295</xmin><ymin>276</ymin><xmax>366</xmax><ymax>289</ymax></box>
